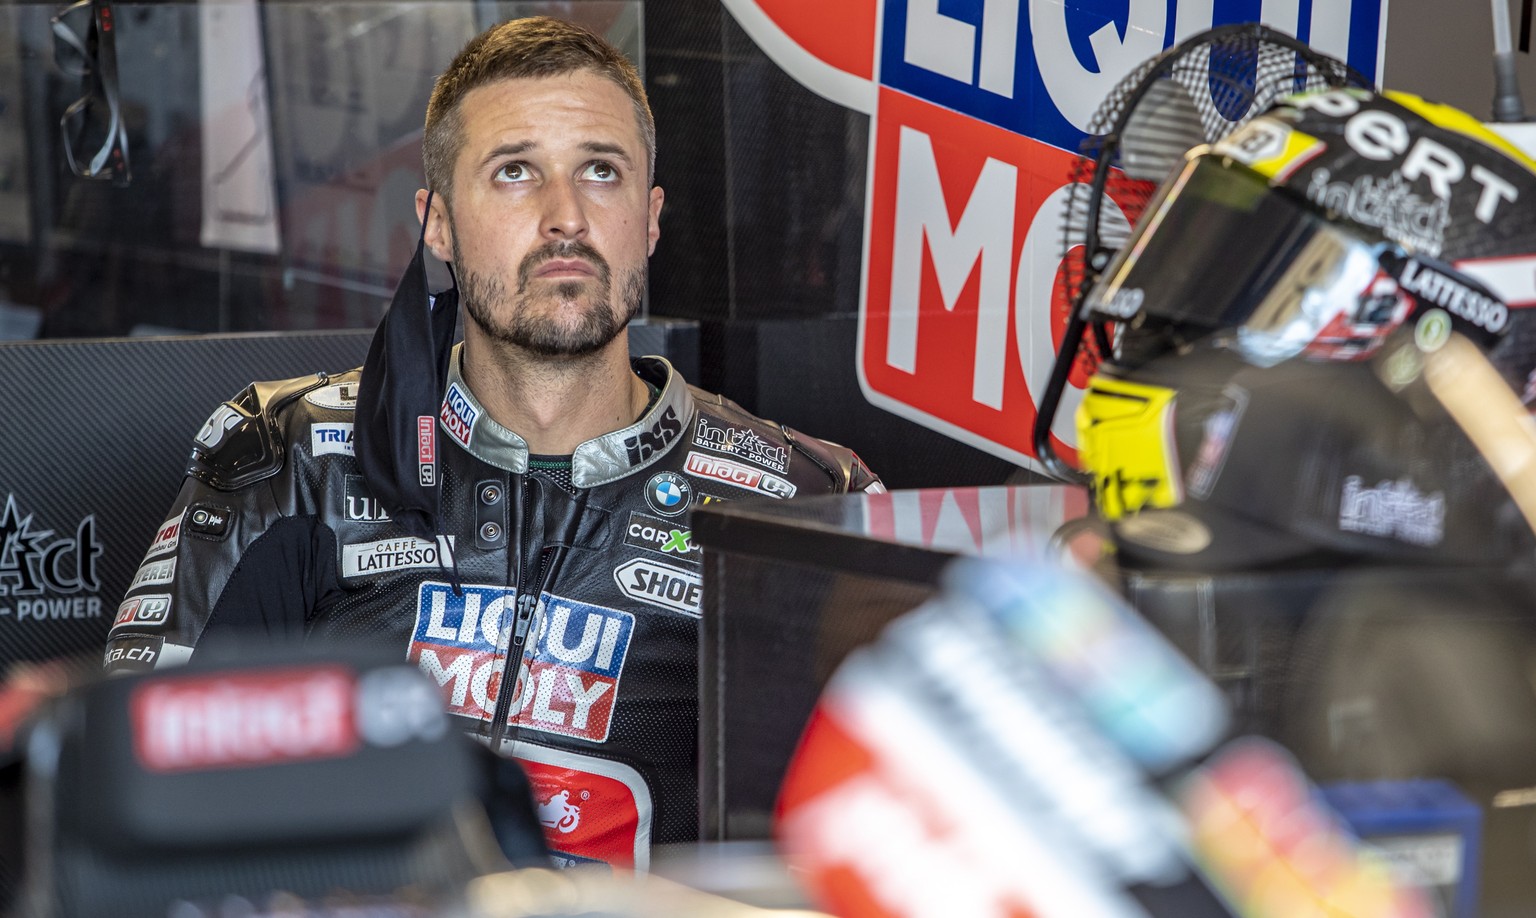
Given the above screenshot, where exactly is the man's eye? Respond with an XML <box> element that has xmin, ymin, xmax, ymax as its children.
<box><xmin>582</xmin><ymin>161</ymin><xmax>619</xmax><ymax>182</ymax></box>
<box><xmin>495</xmin><ymin>162</ymin><xmax>529</xmax><ymax>182</ymax></box>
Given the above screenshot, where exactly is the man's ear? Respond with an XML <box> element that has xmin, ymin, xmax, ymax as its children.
<box><xmin>647</xmin><ymin>185</ymin><xmax>664</xmax><ymax>257</ymax></box>
<box><xmin>415</xmin><ymin>189</ymin><xmax>453</xmax><ymax>263</ymax></box>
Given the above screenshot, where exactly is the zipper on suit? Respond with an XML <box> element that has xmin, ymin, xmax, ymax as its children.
<box><xmin>489</xmin><ymin>475</ymin><xmax>536</xmax><ymax>749</ymax></box>
<box><xmin>487</xmin><ymin>475</ymin><xmax>587</xmax><ymax>752</ymax></box>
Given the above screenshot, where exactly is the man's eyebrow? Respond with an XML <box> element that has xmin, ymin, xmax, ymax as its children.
<box><xmin>581</xmin><ymin>141</ymin><xmax>635</xmax><ymax>165</ymax></box>
<box><xmin>477</xmin><ymin>140</ymin><xmax>636</xmax><ymax>170</ymax></box>
<box><xmin>479</xmin><ymin>140</ymin><xmax>535</xmax><ymax>169</ymax></box>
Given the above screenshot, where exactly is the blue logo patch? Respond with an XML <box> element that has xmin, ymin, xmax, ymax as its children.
<box><xmin>645</xmin><ymin>471</ymin><xmax>692</xmax><ymax>517</ymax></box>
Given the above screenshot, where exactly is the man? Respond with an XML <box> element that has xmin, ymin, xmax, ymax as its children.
<box><xmin>103</xmin><ymin>17</ymin><xmax>881</xmax><ymax>871</ymax></box>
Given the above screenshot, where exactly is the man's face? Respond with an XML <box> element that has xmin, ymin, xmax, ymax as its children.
<box><xmin>425</xmin><ymin>71</ymin><xmax>663</xmax><ymax>357</ymax></box>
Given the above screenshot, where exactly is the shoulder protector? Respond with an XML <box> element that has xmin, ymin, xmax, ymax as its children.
<box><xmin>186</xmin><ymin>373</ymin><xmax>331</xmax><ymax>491</ymax></box>
<box><xmin>780</xmin><ymin>425</ymin><xmax>882</xmax><ymax>493</ymax></box>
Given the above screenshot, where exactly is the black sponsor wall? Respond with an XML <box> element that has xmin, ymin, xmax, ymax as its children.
<box><xmin>0</xmin><ymin>332</ymin><xmax>374</xmax><ymax>664</ymax></box>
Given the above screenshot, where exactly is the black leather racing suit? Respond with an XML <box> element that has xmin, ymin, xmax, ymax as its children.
<box><xmin>102</xmin><ymin>347</ymin><xmax>881</xmax><ymax>870</ymax></box>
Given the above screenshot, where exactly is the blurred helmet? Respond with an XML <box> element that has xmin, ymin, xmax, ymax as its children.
<box><xmin>1072</xmin><ymin>88</ymin><xmax>1536</xmax><ymax>569</ymax></box>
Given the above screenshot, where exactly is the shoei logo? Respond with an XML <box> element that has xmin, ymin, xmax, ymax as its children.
<box><xmin>731</xmin><ymin>1</ymin><xmax>1385</xmax><ymax>469</ymax></box>
<box><xmin>311</xmin><ymin>423</ymin><xmax>354</xmax><ymax>457</ymax></box>
<box><xmin>613</xmin><ymin>558</ymin><xmax>703</xmax><ymax>617</ymax></box>
<box><xmin>440</xmin><ymin>382</ymin><xmax>478</xmax><ymax>448</ymax></box>
<box><xmin>409</xmin><ymin>585</ymin><xmax>634</xmax><ymax>743</ymax></box>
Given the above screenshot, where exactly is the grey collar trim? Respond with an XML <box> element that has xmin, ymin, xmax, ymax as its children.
<box><xmin>439</xmin><ymin>346</ymin><xmax>693</xmax><ymax>487</ymax></box>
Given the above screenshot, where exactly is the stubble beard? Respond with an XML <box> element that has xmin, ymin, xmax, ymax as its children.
<box><xmin>453</xmin><ymin>232</ymin><xmax>645</xmax><ymax>358</ymax></box>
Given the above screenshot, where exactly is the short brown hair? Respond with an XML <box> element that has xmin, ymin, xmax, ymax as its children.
<box><xmin>423</xmin><ymin>16</ymin><xmax>656</xmax><ymax>198</ymax></box>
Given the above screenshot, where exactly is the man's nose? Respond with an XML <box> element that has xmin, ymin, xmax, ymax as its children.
<box><xmin>541</xmin><ymin>177</ymin><xmax>590</xmax><ymax>240</ymax></box>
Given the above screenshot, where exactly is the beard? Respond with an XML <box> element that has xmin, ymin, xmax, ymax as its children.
<box><xmin>453</xmin><ymin>232</ymin><xmax>645</xmax><ymax>358</ymax></box>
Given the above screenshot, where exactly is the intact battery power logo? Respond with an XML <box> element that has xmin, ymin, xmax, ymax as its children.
<box><xmin>0</xmin><ymin>493</ymin><xmax>105</xmax><ymax>622</ymax></box>
<box><xmin>409</xmin><ymin>584</ymin><xmax>634</xmax><ymax>743</ymax></box>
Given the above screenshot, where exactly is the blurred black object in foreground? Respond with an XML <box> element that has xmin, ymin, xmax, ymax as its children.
<box><xmin>1</xmin><ymin>640</ymin><xmax>547</xmax><ymax>917</ymax></box>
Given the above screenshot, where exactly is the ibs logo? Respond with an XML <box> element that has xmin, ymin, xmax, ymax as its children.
<box><xmin>623</xmin><ymin>405</ymin><xmax>683</xmax><ymax>466</ymax></box>
<box><xmin>727</xmin><ymin>0</ymin><xmax>1386</xmax><ymax>468</ymax></box>
<box><xmin>409</xmin><ymin>584</ymin><xmax>634</xmax><ymax>743</ymax></box>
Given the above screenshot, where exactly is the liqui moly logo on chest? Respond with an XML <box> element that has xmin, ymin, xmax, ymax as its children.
<box><xmin>409</xmin><ymin>584</ymin><xmax>634</xmax><ymax>743</ymax></box>
<box><xmin>734</xmin><ymin>1</ymin><xmax>1385</xmax><ymax>469</ymax></box>
<box><xmin>440</xmin><ymin>382</ymin><xmax>478</xmax><ymax>448</ymax></box>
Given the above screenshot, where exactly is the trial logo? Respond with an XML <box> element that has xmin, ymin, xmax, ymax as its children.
<box><xmin>311</xmin><ymin>423</ymin><xmax>355</xmax><ymax>457</ymax></box>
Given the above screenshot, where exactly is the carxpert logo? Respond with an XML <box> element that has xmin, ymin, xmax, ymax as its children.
<box><xmin>624</xmin><ymin>511</ymin><xmax>701</xmax><ymax>564</ymax></box>
<box><xmin>409</xmin><ymin>584</ymin><xmax>634</xmax><ymax>743</ymax></box>
<box><xmin>726</xmin><ymin>0</ymin><xmax>1387</xmax><ymax>468</ymax></box>
<box><xmin>0</xmin><ymin>494</ymin><xmax>105</xmax><ymax>623</ymax></box>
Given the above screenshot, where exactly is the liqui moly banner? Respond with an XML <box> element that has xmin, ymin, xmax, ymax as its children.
<box><xmin>723</xmin><ymin>0</ymin><xmax>1389</xmax><ymax>468</ymax></box>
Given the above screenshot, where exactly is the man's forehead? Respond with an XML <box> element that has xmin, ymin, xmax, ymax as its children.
<box><xmin>458</xmin><ymin>73</ymin><xmax>643</xmax><ymax>151</ymax></box>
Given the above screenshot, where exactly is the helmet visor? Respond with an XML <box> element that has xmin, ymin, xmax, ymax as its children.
<box><xmin>1084</xmin><ymin>153</ymin><xmax>1509</xmax><ymax>367</ymax></box>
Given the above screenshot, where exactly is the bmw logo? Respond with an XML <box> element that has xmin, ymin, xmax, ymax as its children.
<box><xmin>646</xmin><ymin>471</ymin><xmax>692</xmax><ymax>517</ymax></box>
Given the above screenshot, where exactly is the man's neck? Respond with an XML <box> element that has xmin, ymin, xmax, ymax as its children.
<box><xmin>459</xmin><ymin>332</ymin><xmax>649</xmax><ymax>455</ymax></box>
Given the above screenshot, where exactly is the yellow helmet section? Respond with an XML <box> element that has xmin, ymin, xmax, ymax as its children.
<box><xmin>1384</xmin><ymin>90</ymin><xmax>1536</xmax><ymax>174</ymax></box>
<box><xmin>1076</xmin><ymin>376</ymin><xmax>1184</xmax><ymax>521</ymax></box>
<box><xmin>1212</xmin><ymin>119</ymin><xmax>1327</xmax><ymax>182</ymax></box>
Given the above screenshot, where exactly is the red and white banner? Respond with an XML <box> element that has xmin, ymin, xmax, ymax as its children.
<box><xmin>723</xmin><ymin>0</ymin><xmax>1390</xmax><ymax>470</ymax></box>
